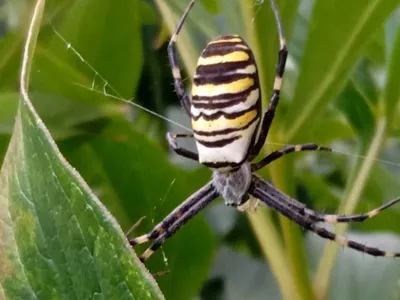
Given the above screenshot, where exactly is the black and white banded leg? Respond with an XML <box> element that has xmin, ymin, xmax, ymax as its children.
<box><xmin>251</xmin><ymin>176</ymin><xmax>400</xmax><ymax>257</ymax></box>
<box><xmin>251</xmin><ymin>143</ymin><xmax>332</xmax><ymax>171</ymax></box>
<box><xmin>167</xmin><ymin>0</ymin><xmax>197</xmax><ymax>116</ymax></box>
<box><xmin>261</xmin><ymin>179</ymin><xmax>400</xmax><ymax>224</ymax></box>
<box><xmin>129</xmin><ymin>182</ymin><xmax>218</xmax><ymax>262</ymax></box>
<box><xmin>249</xmin><ymin>0</ymin><xmax>288</xmax><ymax>160</ymax></box>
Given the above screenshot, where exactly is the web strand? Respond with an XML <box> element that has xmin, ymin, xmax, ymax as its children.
<box><xmin>51</xmin><ymin>24</ymin><xmax>191</xmax><ymax>133</ymax></box>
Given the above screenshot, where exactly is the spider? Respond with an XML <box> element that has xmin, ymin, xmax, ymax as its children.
<box><xmin>129</xmin><ymin>0</ymin><xmax>400</xmax><ymax>262</ymax></box>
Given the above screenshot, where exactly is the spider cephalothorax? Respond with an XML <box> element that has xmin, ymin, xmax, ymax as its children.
<box><xmin>130</xmin><ymin>0</ymin><xmax>400</xmax><ymax>262</ymax></box>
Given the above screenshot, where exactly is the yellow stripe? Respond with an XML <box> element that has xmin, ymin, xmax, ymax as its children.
<box><xmin>192</xmin><ymin>77</ymin><xmax>254</xmax><ymax>97</ymax></box>
<box><xmin>209</xmin><ymin>37</ymin><xmax>244</xmax><ymax>44</ymax></box>
<box><xmin>197</xmin><ymin>51</ymin><xmax>249</xmax><ymax>66</ymax></box>
<box><xmin>192</xmin><ymin>109</ymin><xmax>257</xmax><ymax>132</ymax></box>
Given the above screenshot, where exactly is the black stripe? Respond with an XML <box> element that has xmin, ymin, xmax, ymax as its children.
<box><xmin>277</xmin><ymin>47</ymin><xmax>288</xmax><ymax>77</ymax></box>
<box><xmin>205</xmin><ymin>40</ymin><xmax>246</xmax><ymax>49</ymax></box>
<box><xmin>192</xmin><ymin>85</ymin><xmax>259</xmax><ymax>103</ymax></box>
<box><xmin>196</xmin><ymin>135</ymin><xmax>241</xmax><ymax>148</ymax></box>
<box><xmin>193</xmin><ymin>73</ymin><xmax>254</xmax><ymax>86</ymax></box>
<box><xmin>195</xmin><ymin>60</ymin><xmax>255</xmax><ymax>78</ymax></box>
<box><xmin>194</xmin><ymin>114</ymin><xmax>259</xmax><ymax>136</ymax></box>
<box><xmin>201</xmin><ymin>44</ymin><xmax>251</xmax><ymax>58</ymax></box>
<box><xmin>346</xmin><ymin>241</ymin><xmax>386</xmax><ymax>256</ymax></box>
<box><xmin>191</xmin><ymin>103</ymin><xmax>260</xmax><ymax>121</ymax></box>
<box><xmin>216</xmin><ymin>34</ymin><xmax>241</xmax><ymax>40</ymax></box>
<box><xmin>203</xmin><ymin>161</ymin><xmax>241</xmax><ymax>169</ymax></box>
<box><xmin>191</xmin><ymin>94</ymin><xmax>258</xmax><ymax>109</ymax></box>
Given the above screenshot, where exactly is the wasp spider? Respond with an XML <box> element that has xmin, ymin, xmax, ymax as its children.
<box><xmin>130</xmin><ymin>0</ymin><xmax>400</xmax><ymax>262</ymax></box>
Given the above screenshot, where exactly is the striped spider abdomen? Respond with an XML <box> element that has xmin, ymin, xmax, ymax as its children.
<box><xmin>190</xmin><ymin>35</ymin><xmax>262</xmax><ymax>170</ymax></box>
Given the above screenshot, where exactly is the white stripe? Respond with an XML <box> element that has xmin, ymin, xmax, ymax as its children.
<box><xmin>194</xmin><ymin>131</ymin><xmax>239</xmax><ymax>142</ymax></box>
<box><xmin>227</xmin><ymin>64</ymin><xmax>256</xmax><ymax>75</ymax></box>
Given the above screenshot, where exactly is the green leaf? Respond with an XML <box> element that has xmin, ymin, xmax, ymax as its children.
<box><xmin>0</xmin><ymin>0</ymin><xmax>163</xmax><ymax>298</ymax></box>
<box><xmin>201</xmin><ymin>0</ymin><xmax>220</xmax><ymax>14</ymax></box>
<box><xmin>0</xmin><ymin>91</ymin><xmax>123</xmax><ymax>138</ymax></box>
<box><xmin>335</xmin><ymin>81</ymin><xmax>375</xmax><ymax>145</ymax></box>
<box><xmin>39</xmin><ymin>0</ymin><xmax>143</xmax><ymax>97</ymax></box>
<box><xmin>309</xmin><ymin>113</ymin><xmax>354</xmax><ymax>144</ymax></box>
<box><xmin>384</xmin><ymin>21</ymin><xmax>400</xmax><ymax>126</ymax></box>
<box><xmin>139</xmin><ymin>0</ymin><xmax>158</xmax><ymax>25</ymax></box>
<box><xmin>254</xmin><ymin>0</ymin><xmax>300</xmax><ymax>99</ymax></box>
<box><xmin>283</xmin><ymin>0</ymin><xmax>400</xmax><ymax>142</ymax></box>
<box><xmin>60</xmin><ymin>119</ymin><xmax>215</xmax><ymax>300</ymax></box>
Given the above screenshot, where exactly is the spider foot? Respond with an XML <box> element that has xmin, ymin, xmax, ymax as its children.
<box><xmin>129</xmin><ymin>234</ymin><xmax>150</xmax><ymax>247</ymax></box>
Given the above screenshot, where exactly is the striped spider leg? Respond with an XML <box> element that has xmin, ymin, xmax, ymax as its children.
<box><xmin>129</xmin><ymin>0</ymin><xmax>400</xmax><ymax>263</ymax></box>
<box><xmin>251</xmin><ymin>177</ymin><xmax>400</xmax><ymax>257</ymax></box>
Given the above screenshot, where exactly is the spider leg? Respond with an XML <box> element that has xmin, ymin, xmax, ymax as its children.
<box><xmin>251</xmin><ymin>176</ymin><xmax>400</xmax><ymax>257</ymax></box>
<box><xmin>263</xmin><ymin>179</ymin><xmax>400</xmax><ymax>223</ymax></box>
<box><xmin>129</xmin><ymin>181</ymin><xmax>215</xmax><ymax>247</ymax></box>
<box><xmin>249</xmin><ymin>0</ymin><xmax>288</xmax><ymax>160</ymax></box>
<box><xmin>166</xmin><ymin>132</ymin><xmax>199</xmax><ymax>161</ymax></box>
<box><xmin>302</xmin><ymin>198</ymin><xmax>400</xmax><ymax>223</ymax></box>
<box><xmin>139</xmin><ymin>186</ymin><xmax>219</xmax><ymax>262</ymax></box>
<box><xmin>168</xmin><ymin>0</ymin><xmax>198</xmax><ymax>115</ymax></box>
<box><xmin>251</xmin><ymin>143</ymin><xmax>332</xmax><ymax>171</ymax></box>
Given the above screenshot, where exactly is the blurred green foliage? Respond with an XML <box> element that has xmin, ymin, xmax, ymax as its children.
<box><xmin>2</xmin><ymin>0</ymin><xmax>400</xmax><ymax>299</ymax></box>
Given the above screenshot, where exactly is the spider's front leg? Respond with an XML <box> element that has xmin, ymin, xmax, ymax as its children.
<box><xmin>129</xmin><ymin>182</ymin><xmax>218</xmax><ymax>262</ymax></box>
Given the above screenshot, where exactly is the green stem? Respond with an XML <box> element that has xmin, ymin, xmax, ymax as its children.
<box><xmin>313</xmin><ymin>117</ymin><xmax>387</xmax><ymax>300</ymax></box>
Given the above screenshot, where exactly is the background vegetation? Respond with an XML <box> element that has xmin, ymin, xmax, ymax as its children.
<box><xmin>2</xmin><ymin>0</ymin><xmax>400</xmax><ymax>299</ymax></box>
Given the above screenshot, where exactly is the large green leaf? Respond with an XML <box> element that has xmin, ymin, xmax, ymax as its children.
<box><xmin>60</xmin><ymin>119</ymin><xmax>215</xmax><ymax>300</ymax></box>
<box><xmin>0</xmin><ymin>0</ymin><xmax>163</xmax><ymax>298</ymax></box>
<box><xmin>283</xmin><ymin>0</ymin><xmax>400</xmax><ymax>142</ymax></box>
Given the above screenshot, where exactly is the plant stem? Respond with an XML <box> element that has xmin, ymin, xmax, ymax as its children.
<box><xmin>313</xmin><ymin>117</ymin><xmax>387</xmax><ymax>300</ymax></box>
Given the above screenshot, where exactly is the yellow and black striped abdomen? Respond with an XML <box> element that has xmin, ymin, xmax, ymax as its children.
<box><xmin>190</xmin><ymin>35</ymin><xmax>261</xmax><ymax>169</ymax></box>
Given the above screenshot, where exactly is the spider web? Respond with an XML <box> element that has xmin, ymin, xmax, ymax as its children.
<box><xmin>47</xmin><ymin>21</ymin><xmax>400</xmax><ymax>269</ymax></box>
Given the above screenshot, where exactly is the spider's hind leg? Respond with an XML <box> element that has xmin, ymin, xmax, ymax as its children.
<box><xmin>302</xmin><ymin>196</ymin><xmax>400</xmax><ymax>223</ymax></box>
<box><xmin>260</xmin><ymin>176</ymin><xmax>400</xmax><ymax>224</ymax></box>
<box><xmin>251</xmin><ymin>176</ymin><xmax>400</xmax><ymax>258</ymax></box>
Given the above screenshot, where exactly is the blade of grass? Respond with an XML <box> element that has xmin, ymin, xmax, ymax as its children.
<box><xmin>314</xmin><ymin>117</ymin><xmax>387</xmax><ymax>300</ymax></box>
